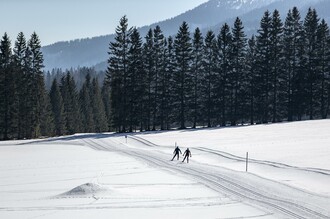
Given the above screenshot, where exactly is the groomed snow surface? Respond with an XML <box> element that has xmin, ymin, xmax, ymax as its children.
<box><xmin>0</xmin><ymin>119</ymin><xmax>329</xmax><ymax>218</ymax></box>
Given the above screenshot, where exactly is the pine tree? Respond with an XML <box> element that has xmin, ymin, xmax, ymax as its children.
<box><xmin>174</xmin><ymin>21</ymin><xmax>193</xmax><ymax>129</ymax></box>
<box><xmin>317</xmin><ymin>19</ymin><xmax>330</xmax><ymax>119</ymax></box>
<box><xmin>60</xmin><ymin>72</ymin><xmax>81</xmax><ymax>134</ymax></box>
<box><xmin>217</xmin><ymin>23</ymin><xmax>232</xmax><ymax>126</ymax></box>
<box><xmin>27</xmin><ymin>32</ymin><xmax>46</xmax><ymax>138</ymax></box>
<box><xmin>49</xmin><ymin>79</ymin><xmax>66</xmax><ymax>136</ymax></box>
<box><xmin>230</xmin><ymin>17</ymin><xmax>247</xmax><ymax>125</ymax></box>
<box><xmin>202</xmin><ymin>30</ymin><xmax>217</xmax><ymax>127</ymax></box>
<box><xmin>283</xmin><ymin>7</ymin><xmax>304</xmax><ymax>121</ymax></box>
<box><xmin>246</xmin><ymin>35</ymin><xmax>258</xmax><ymax>124</ymax></box>
<box><xmin>143</xmin><ymin>29</ymin><xmax>154</xmax><ymax>131</ymax></box>
<box><xmin>304</xmin><ymin>8</ymin><xmax>319</xmax><ymax>119</ymax></box>
<box><xmin>151</xmin><ymin>26</ymin><xmax>165</xmax><ymax>130</ymax></box>
<box><xmin>13</xmin><ymin>32</ymin><xmax>27</xmax><ymax>139</ymax></box>
<box><xmin>256</xmin><ymin>11</ymin><xmax>272</xmax><ymax>123</ymax></box>
<box><xmin>163</xmin><ymin>36</ymin><xmax>176</xmax><ymax>130</ymax></box>
<box><xmin>102</xmin><ymin>79</ymin><xmax>112</xmax><ymax>131</ymax></box>
<box><xmin>91</xmin><ymin>78</ymin><xmax>108</xmax><ymax>132</ymax></box>
<box><xmin>80</xmin><ymin>74</ymin><xmax>95</xmax><ymax>133</ymax></box>
<box><xmin>0</xmin><ymin>33</ymin><xmax>14</xmax><ymax>140</ymax></box>
<box><xmin>128</xmin><ymin>28</ymin><xmax>145</xmax><ymax>131</ymax></box>
<box><xmin>106</xmin><ymin>16</ymin><xmax>132</xmax><ymax>132</ymax></box>
<box><xmin>191</xmin><ymin>28</ymin><xmax>204</xmax><ymax>128</ymax></box>
<box><xmin>270</xmin><ymin>10</ymin><xmax>284</xmax><ymax>122</ymax></box>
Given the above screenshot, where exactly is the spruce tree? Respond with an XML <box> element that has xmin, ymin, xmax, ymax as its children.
<box><xmin>191</xmin><ymin>28</ymin><xmax>204</xmax><ymax>128</ymax></box>
<box><xmin>203</xmin><ymin>30</ymin><xmax>217</xmax><ymax>127</ymax></box>
<box><xmin>0</xmin><ymin>33</ymin><xmax>14</xmax><ymax>140</ymax></box>
<box><xmin>143</xmin><ymin>29</ymin><xmax>154</xmax><ymax>131</ymax></box>
<box><xmin>151</xmin><ymin>26</ymin><xmax>165</xmax><ymax>130</ymax></box>
<box><xmin>283</xmin><ymin>7</ymin><xmax>304</xmax><ymax>121</ymax></box>
<box><xmin>317</xmin><ymin>19</ymin><xmax>330</xmax><ymax>118</ymax></box>
<box><xmin>106</xmin><ymin>16</ymin><xmax>132</xmax><ymax>132</ymax></box>
<box><xmin>27</xmin><ymin>32</ymin><xmax>46</xmax><ymax>138</ymax></box>
<box><xmin>231</xmin><ymin>17</ymin><xmax>247</xmax><ymax>125</ymax></box>
<box><xmin>174</xmin><ymin>21</ymin><xmax>193</xmax><ymax>129</ymax></box>
<box><xmin>246</xmin><ymin>35</ymin><xmax>258</xmax><ymax>124</ymax></box>
<box><xmin>304</xmin><ymin>8</ymin><xmax>319</xmax><ymax>119</ymax></box>
<box><xmin>49</xmin><ymin>79</ymin><xmax>66</xmax><ymax>136</ymax></box>
<box><xmin>128</xmin><ymin>28</ymin><xmax>145</xmax><ymax>131</ymax></box>
<box><xmin>256</xmin><ymin>11</ymin><xmax>272</xmax><ymax>123</ymax></box>
<box><xmin>13</xmin><ymin>32</ymin><xmax>27</xmax><ymax>139</ymax></box>
<box><xmin>270</xmin><ymin>10</ymin><xmax>284</xmax><ymax>122</ymax></box>
<box><xmin>163</xmin><ymin>36</ymin><xmax>176</xmax><ymax>130</ymax></box>
<box><xmin>91</xmin><ymin>78</ymin><xmax>108</xmax><ymax>132</ymax></box>
<box><xmin>80</xmin><ymin>74</ymin><xmax>95</xmax><ymax>133</ymax></box>
<box><xmin>217</xmin><ymin>23</ymin><xmax>232</xmax><ymax>126</ymax></box>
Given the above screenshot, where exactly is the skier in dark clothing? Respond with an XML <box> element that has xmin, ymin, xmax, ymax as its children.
<box><xmin>182</xmin><ymin>148</ymin><xmax>192</xmax><ymax>163</ymax></box>
<box><xmin>171</xmin><ymin>146</ymin><xmax>182</xmax><ymax>161</ymax></box>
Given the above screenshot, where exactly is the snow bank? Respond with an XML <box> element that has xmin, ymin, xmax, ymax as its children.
<box><xmin>59</xmin><ymin>183</ymin><xmax>109</xmax><ymax>197</ymax></box>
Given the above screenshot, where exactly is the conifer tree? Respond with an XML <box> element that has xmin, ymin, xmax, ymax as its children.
<box><xmin>256</xmin><ymin>11</ymin><xmax>272</xmax><ymax>123</ymax></box>
<box><xmin>304</xmin><ymin>8</ymin><xmax>319</xmax><ymax>119</ymax></box>
<box><xmin>174</xmin><ymin>21</ymin><xmax>193</xmax><ymax>129</ymax></box>
<box><xmin>270</xmin><ymin>10</ymin><xmax>284</xmax><ymax>122</ymax></box>
<box><xmin>80</xmin><ymin>74</ymin><xmax>95</xmax><ymax>133</ymax></box>
<box><xmin>230</xmin><ymin>17</ymin><xmax>247</xmax><ymax>125</ymax></box>
<box><xmin>317</xmin><ymin>19</ymin><xmax>330</xmax><ymax>119</ymax></box>
<box><xmin>163</xmin><ymin>36</ymin><xmax>176</xmax><ymax>129</ymax></box>
<box><xmin>60</xmin><ymin>72</ymin><xmax>81</xmax><ymax>134</ymax></box>
<box><xmin>283</xmin><ymin>7</ymin><xmax>304</xmax><ymax>121</ymax></box>
<box><xmin>27</xmin><ymin>32</ymin><xmax>46</xmax><ymax>138</ymax></box>
<box><xmin>128</xmin><ymin>28</ymin><xmax>145</xmax><ymax>131</ymax></box>
<box><xmin>143</xmin><ymin>29</ymin><xmax>154</xmax><ymax>131</ymax></box>
<box><xmin>0</xmin><ymin>33</ymin><xmax>14</xmax><ymax>140</ymax></box>
<box><xmin>50</xmin><ymin>79</ymin><xmax>66</xmax><ymax>136</ymax></box>
<box><xmin>106</xmin><ymin>16</ymin><xmax>132</xmax><ymax>132</ymax></box>
<box><xmin>246</xmin><ymin>35</ymin><xmax>258</xmax><ymax>124</ymax></box>
<box><xmin>191</xmin><ymin>28</ymin><xmax>204</xmax><ymax>128</ymax></box>
<box><xmin>13</xmin><ymin>32</ymin><xmax>27</xmax><ymax>139</ymax></box>
<box><xmin>202</xmin><ymin>30</ymin><xmax>217</xmax><ymax>127</ymax></box>
<box><xmin>217</xmin><ymin>23</ymin><xmax>232</xmax><ymax>126</ymax></box>
<box><xmin>91</xmin><ymin>78</ymin><xmax>108</xmax><ymax>132</ymax></box>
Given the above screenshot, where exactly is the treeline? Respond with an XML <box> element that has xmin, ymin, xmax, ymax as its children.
<box><xmin>107</xmin><ymin>7</ymin><xmax>330</xmax><ymax>132</ymax></box>
<box><xmin>0</xmin><ymin>7</ymin><xmax>329</xmax><ymax>140</ymax></box>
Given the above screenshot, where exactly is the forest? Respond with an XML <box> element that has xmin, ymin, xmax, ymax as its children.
<box><xmin>0</xmin><ymin>7</ymin><xmax>329</xmax><ymax>139</ymax></box>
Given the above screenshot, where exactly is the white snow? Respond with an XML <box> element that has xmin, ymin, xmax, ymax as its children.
<box><xmin>0</xmin><ymin>119</ymin><xmax>329</xmax><ymax>218</ymax></box>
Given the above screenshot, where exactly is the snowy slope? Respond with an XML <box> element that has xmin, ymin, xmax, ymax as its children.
<box><xmin>0</xmin><ymin>120</ymin><xmax>330</xmax><ymax>218</ymax></box>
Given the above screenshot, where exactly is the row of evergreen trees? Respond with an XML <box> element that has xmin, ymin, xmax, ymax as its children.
<box><xmin>0</xmin><ymin>32</ymin><xmax>52</xmax><ymax>140</ymax></box>
<box><xmin>0</xmin><ymin>32</ymin><xmax>109</xmax><ymax>140</ymax></box>
<box><xmin>106</xmin><ymin>7</ymin><xmax>330</xmax><ymax>132</ymax></box>
<box><xmin>1</xmin><ymin>7</ymin><xmax>329</xmax><ymax>139</ymax></box>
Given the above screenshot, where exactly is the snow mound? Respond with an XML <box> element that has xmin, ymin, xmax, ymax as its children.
<box><xmin>59</xmin><ymin>183</ymin><xmax>109</xmax><ymax>197</ymax></box>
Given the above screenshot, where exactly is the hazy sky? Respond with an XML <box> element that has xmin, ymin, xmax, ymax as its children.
<box><xmin>0</xmin><ymin>0</ymin><xmax>208</xmax><ymax>46</ymax></box>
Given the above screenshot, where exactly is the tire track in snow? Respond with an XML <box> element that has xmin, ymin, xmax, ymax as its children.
<box><xmin>83</xmin><ymin>137</ymin><xmax>330</xmax><ymax>219</ymax></box>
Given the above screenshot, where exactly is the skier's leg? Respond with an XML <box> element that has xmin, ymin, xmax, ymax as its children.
<box><xmin>187</xmin><ymin>156</ymin><xmax>189</xmax><ymax>163</ymax></box>
<box><xmin>171</xmin><ymin>153</ymin><xmax>176</xmax><ymax>161</ymax></box>
<box><xmin>182</xmin><ymin>156</ymin><xmax>186</xmax><ymax>162</ymax></box>
<box><xmin>177</xmin><ymin>154</ymin><xmax>179</xmax><ymax>160</ymax></box>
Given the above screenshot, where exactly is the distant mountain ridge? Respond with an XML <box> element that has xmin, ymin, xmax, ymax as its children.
<box><xmin>41</xmin><ymin>0</ymin><xmax>330</xmax><ymax>71</ymax></box>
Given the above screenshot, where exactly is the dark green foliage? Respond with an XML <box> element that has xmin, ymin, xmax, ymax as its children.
<box><xmin>191</xmin><ymin>28</ymin><xmax>204</xmax><ymax>128</ymax></box>
<box><xmin>173</xmin><ymin>21</ymin><xmax>193</xmax><ymax>129</ymax></box>
<box><xmin>91</xmin><ymin>78</ymin><xmax>108</xmax><ymax>132</ymax></box>
<box><xmin>217</xmin><ymin>23</ymin><xmax>232</xmax><ymax>126</ymax></box>
<box><xmin>202</xmin><ymin>30</ymin><xmax>217</xmax><ymax>127</ymax></box>
<box><xmin>80</xmin><ymin>74</ymin><xmax>95</xmax><ymax>133</ymax></box>
<box><xmin>106</xmin><ymin>16</ymin><xmax>132</xmax><ymax>132</ymax></box>
<box><xmin>50</xmin><ymin>79</ymin><xmax>66</xmax><ymax>136</ymax></box>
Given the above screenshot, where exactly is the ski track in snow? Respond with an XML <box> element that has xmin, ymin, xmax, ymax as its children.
<box><xmin>81</xmin><ymin>137</ymin><xmax>330</xmax><ymax>219</ymax></box>
<box><xmin>128</xmin><ymin>135</ymin><xmax>330</xmax><ymax>176</ymax></box>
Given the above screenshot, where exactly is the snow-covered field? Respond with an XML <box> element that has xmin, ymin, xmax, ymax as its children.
<box><xmin>0</xmin><ymin>120</ymin><xmax>329</xmax><ymax>218</ymax></box>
